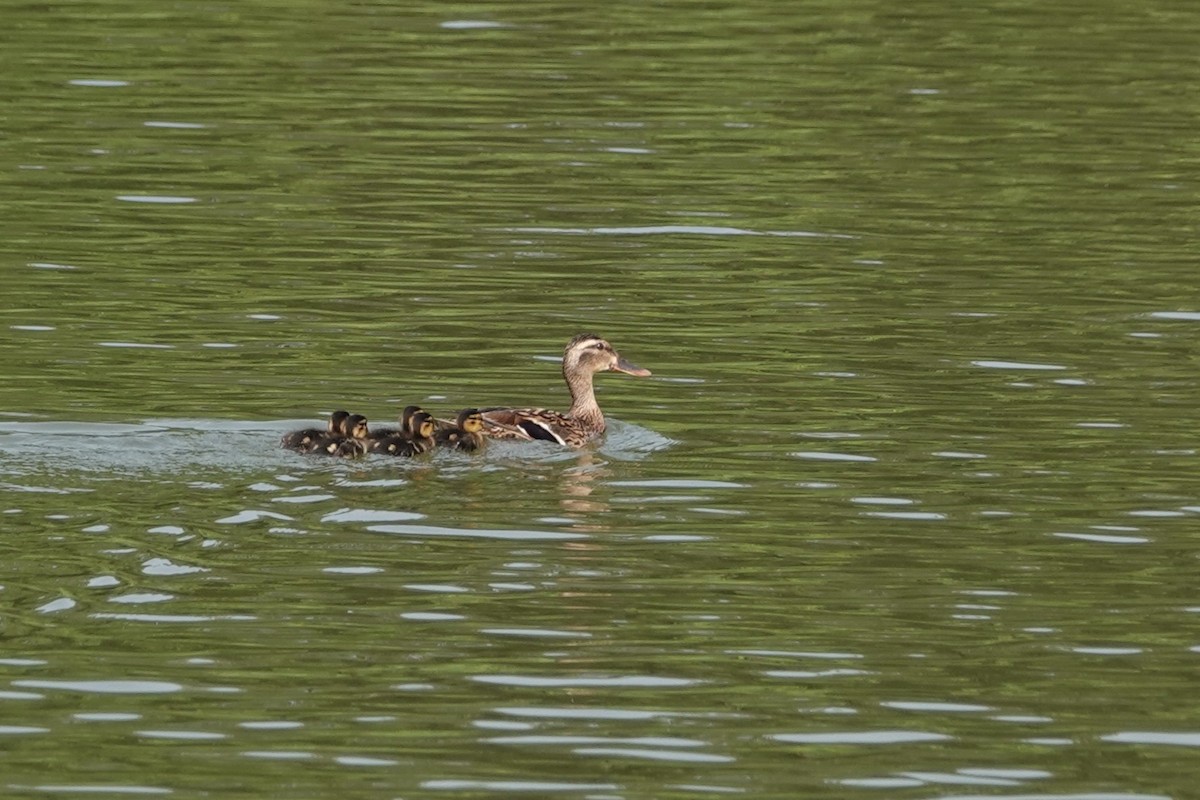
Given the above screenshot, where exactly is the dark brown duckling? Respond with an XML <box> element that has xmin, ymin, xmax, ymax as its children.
<box><xmin>366</xmin><ymin>405</ymin><xmax>424</xmax><ymax>443</ymax></box>
<box><xmin>282</xmin><ymin>409</ymin><xmax>350</xmax><ymax>452</ymax></box>
<box><xmin>310</xmin><ymin>413</ymin><xmax>370</xmax><ymax>458</ymax></box>
<box><xmin>371</xmin><ymin>411</ymin><xmax>436</xmax><ymax>457</ymax></box>
<box><xmin>435</xmin><ymin>408</ymin><xmax>486</xmax><ymax>453</ymax></box>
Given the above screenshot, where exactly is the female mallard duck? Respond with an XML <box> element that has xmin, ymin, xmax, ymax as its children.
<box><xmin>370</xmin><ymin>411</ymin><xmax>436</xmax><ymax>457</ymax></box>
<box><xmin>311</xmin><ymin>413</ymin><xmax>370</xmax><ymax>458</ymax></box>
<box><xmin>478</xmin><ymin>333</ymin><xmax>651</xmax><ymax>448</ymax></box>
<box><xmin>282</xmin><ymin>409</ymin><xmax>350</xmax><ymax>451</ymax></box>
<box><xmin>435</xmin><ymin>408</ymin><xmax>486</xmax><ymax>453</ymax></box>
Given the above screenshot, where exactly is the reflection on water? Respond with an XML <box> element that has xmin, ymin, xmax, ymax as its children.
<box><xmin>558</xmin><ymin>453</ymin><xmax>609</xmax><ymax>518</ymax></box>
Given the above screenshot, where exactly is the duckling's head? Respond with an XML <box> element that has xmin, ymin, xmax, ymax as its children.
<box><xmin>411</xmin><ymin>411</ymin><xmax>435</xmax><ymax>440</ymax></box>
<box><xmin>328</xmin><ymin>409</ymin><xmax>351</xmax><ymax>433</ymax></box>
<box><xmin>344</xmin><ymin>414</ymin><xmax>369</xmax><ymax>439</ymax></box>
<box><xmin>564</xmin><ymin>333</ymin><xmax>652</xmax><ymax>378</ymax></box>
<box><xmin>400</xmin><ymin>405</ymin><xmax>424</xmax><ymax>435</ymax></box>
<box><xmin>457</xmin><ymin>408</ymin><xmax>485</xmax><ymax>434</ymax></box>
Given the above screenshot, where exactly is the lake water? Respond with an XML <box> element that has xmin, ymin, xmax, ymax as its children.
<box><xmin>2</xmin><ymin>1</ymin><xmax>1199</xmax><ymax>797</ymax></box>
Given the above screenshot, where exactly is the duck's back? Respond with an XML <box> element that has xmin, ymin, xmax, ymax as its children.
<box><xmin>281</xmin><ymin>427</ymin><xmax>324</xmax><ymax>451</ymax></box>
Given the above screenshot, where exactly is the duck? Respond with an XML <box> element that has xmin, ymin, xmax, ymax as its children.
<box><xmin>281</xmin><ymin>409</ymin><xmax>350</xmax><ymax>451</ymax></box>
<box><xmin>435</xmin><ymin>408</ymin><xmax>486</xmax><ymax>453</ymax></box>
<box><xmin>477</xmin><ymin>333</ymin><xmax>651</xmax><ymax>448</ymax></box>
<box><xmin>366</xmin><ymin>405</ymin><xmax>424</xmax><ymax>442</ymax></box>
<box><xmin>370</xmin><ymin>411</ymin><xmax>436</xmax><ymax>457</ymax></box>
<box><xmin>310</xmin><ymin>413</ymin><xmax>370</xmax><ymax>458</ymax></box>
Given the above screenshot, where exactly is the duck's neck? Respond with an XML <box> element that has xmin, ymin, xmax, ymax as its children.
<box><xmin>565</xmin><ymin>366</ymin><xmax>605</xmax><ymax>431</ymax></box>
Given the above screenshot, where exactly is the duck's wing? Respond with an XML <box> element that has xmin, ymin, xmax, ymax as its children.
<box><xmin>479</xmin><ymin>407</ymin><xmax>571</xmax><ymax>446</ymax></box>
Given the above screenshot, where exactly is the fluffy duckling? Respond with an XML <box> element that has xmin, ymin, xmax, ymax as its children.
<box><xmin>435</xmin><ymin>408</ymin><xmax>486</xmax><ymax>453</ymax></box>
<box><xmin>371</xmin><ymin>411</ymin><xmax>436</xmax><ymax>457</ymax></box>
<box><xmin>311</xmin><ymin>413</ymin><xmax>370</xmax><ymax>458</ymax></box>
<box><xmin>367</xmin><ymin>405</ymin><xmax>424</xmax><ymax>442</ymax></box>
<box><xmin>282</xmin><ymin>410</ymin><xmax>350</xmax><ymax>452</ymax></box>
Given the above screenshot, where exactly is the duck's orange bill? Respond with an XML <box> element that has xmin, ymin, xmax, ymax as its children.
<box><xmin>613</xmin><ymin>357</ymin><xmax>652</xmax><ymax>377</ymax></box>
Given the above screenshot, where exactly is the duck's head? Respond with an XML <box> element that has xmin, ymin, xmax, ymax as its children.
<box><xmin>328</xmin><ymin>409</ymin><xmax>351</xmax><ymax>433</ymax></box>
<box><xmin>343</xmin><ymin>414</ymin><xmax>369</xmax><ymax>439</ymax></box>
<box><xmin>411</xmin><ymin>411</ymin><xmax>435</xmax><ymax>439</ymax></box>
<box><xmin>564</xmin><ymin>333</ymin><xmax>652</xmax><ymax>378</ymax></box>
<box><xmin>456</xmin><ymin>408</ymin><xmax>485</xmax><ymax>434</ymax></box>
<box><xmin>400</xmin><ymin>405</ymin><xmax>424</xmax><ymax>435</ymax></box>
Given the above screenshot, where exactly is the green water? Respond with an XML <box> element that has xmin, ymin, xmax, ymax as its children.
<box><xmin>3</xmin><ymin>1</ymin><xmax>1199</xmax><ymax>797</ymax></box>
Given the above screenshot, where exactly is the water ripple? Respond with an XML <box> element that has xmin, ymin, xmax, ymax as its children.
<box><xmin>505</xmin><ymin>225</ymin><xmax>853</xmax><ymax>238</ymax></box>
<box><xmin>14</xmin><ymin>680</ymin><xmax>182</xmax><ymax>694</ymax></box>
<box><xmin>370</xmin><ymin>524</ymin><xmax>586</xmax><ymax>541</ymax></box>
<box><xmin>970</xmin><ymin>360</ymin><xmax>1068</xmax><ymax>371</ymax></box>
<box><xmin>883</xmin><ymin>701</ymin><xmax>992</xmax><ymax>713</ymax></box>
<box><xmin>481</xmin><ymin>628</ymin><xmax>592</xmax><ymax>639</ymax></box>
<box><xmin>495</xmin><ymin>707</ymin><xmax>708</xmax><ymax>721</ymax></box>
<box><xmin>574</xmin><ymin>746</ymin><xmax>734</xmax><ymax>763</ymax></box>
<box><xmin>791</xmin><ymin>451</ymin><xmax>877</xmax><ymax>462</ymax></box>
<box><xmin>772</xmin><ymin>731</ymin><xmax>951</xmax><ymax>744</ymax></box>
<box><xmin>136</xmin><ymin>730</ymin><xmax>225</xmax><ymax>741</ymax></box>
<box><xmin>934</xmin><ymin>794</ymin><xmax>1168</xmax><ymax>800</ymax></box>
<box><xmin>115</xmin><ymin>195</ymin><xmax>196</xmax><ymax>204</ymax></box>
<box><xmin>487</xmin><ymin>734</ymin><xmax>706</xmax><ymax>747</ymax></box>
<box><xmin>423</xmin><ymin>780</ymin><xmax>619</xmax><ymax>792</ymax></box>
<box><xmin>12</xmin><ymin>786</ymin><xmax>171</xmax><ymax>796</ymax></box>
<box><xmin>1102</xmin><ymin>731</ymin><xmax>1200</xmax><ymax>746</ymax></box>
<box><xmin>473</xmin><ymin>675</ymin><xmax>699</xmax><ymax>688</ymax></box>
<box><xmin>241</xmin><ymin>750</ymin><xmax>315</xmax><ymax>761</ymax></box>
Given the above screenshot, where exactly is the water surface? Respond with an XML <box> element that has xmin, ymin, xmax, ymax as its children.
<box><xmin>3</xmin><ymin>0</ymin><xmax>1199</xmax><ymax>797</ymax></box>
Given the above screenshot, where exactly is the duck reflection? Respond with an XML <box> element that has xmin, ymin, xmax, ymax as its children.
<box><xmin>558</xmin><ymin>451</ymin><xmax>611</xmax><ymax>520</ymax></box>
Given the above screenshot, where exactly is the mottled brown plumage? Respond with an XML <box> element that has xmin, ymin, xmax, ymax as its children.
<box><xmin>370</xmin><ymin>411</ymin><xmax>436</xmax><ymax>457</ymax></box>
<box><xmin>479</xmin><ymin>334</ymin><xmax>651</xmax><ymax>448</ymax></box>
<box><xmin>435</xmin><ymin>408</ymin><xmax>486</xmax><ymax>453</ymax></box>
<box><xmin>366</xmin><ymin>405</ymin><xmax>424</xmax><ymax>443</ymax></box>
<box><xmin>281</xmin><ymin>409</ymin><xmax>350</xmax><ymax>451</ymax></box>
<box><xmin>310</xmin><ymin>413</ymin><xmax>370</xmax><ymax>458</ymax></box>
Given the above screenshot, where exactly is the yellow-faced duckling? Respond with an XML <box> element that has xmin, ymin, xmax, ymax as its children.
<box><xmin>435</xmin><ymin>408</ymin><xmax>486</xmax><ymax>453</ymax></box>
<box><xmin>478</xmin><ymin>333</ymin><xmax>651</xmax><ymax>448</ymax></box>
<box><xmin>370</xmin><ymin>411</ymin><xmax>436</xmax><ymax>457</ymax></box>
<box><xmin>282</xmin><ymin>409</ymin><xmax>350</xmax><ymax>451</ymax></box>
<box><xmin>310</xmin><ymin>413</ymin><xmax>370</xmax><ymax>458</ymax></box>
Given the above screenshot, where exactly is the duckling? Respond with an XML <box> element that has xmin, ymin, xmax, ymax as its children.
<box><xmin>310</xmin><ymin>413</ymin><xmax>370</xmax><ymax>458</ymax></box>
<box><xmin>435</xmin><ymin>408</ymin><xmax>486</xmax><ymax>453</ymax></box>
<box><xmin>282</xmin><ymin>410</ymin><xmax>350</xmax><ymax>451</ymax></box>
<box><xmin>409</xmin><ymin>412</ymin><xmax>437</xmax><ymax>453</ymax></box>
<box><xmin>371</xmin><ymin>411</ymin><xmax>436</xmax><ymax>457</ymax></box>
<box><xmin>366</xmin><ymin>405</ymin><xmax>424</xmax><ymax>443</ymax></box>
